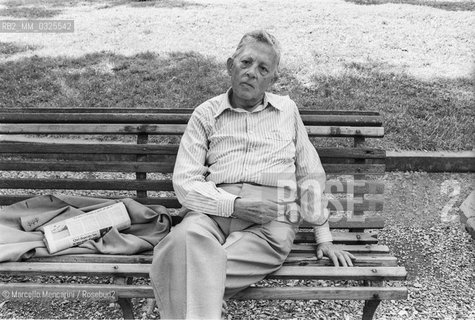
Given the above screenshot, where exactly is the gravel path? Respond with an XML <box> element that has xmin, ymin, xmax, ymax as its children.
<box><xmin>1</xmin><ymin>172</ymin><xmax>474</xmax><ymax>319</ymax></box>
<box><xmin>376</xmin><ymin>172</ymin><xmax>475</xmax><ymax>320</ymax></box>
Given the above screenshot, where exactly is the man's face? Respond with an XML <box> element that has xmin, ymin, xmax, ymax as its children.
<box><xmin>227</xmin><ymin>41</ymin><xmax>278</xmax><ymax>109</ymax></box>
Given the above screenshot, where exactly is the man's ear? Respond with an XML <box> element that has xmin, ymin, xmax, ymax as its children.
<box><xmin>226</xmin><ymin>58</ymin><xmax>234</xmax><ymax>76</ymax></box>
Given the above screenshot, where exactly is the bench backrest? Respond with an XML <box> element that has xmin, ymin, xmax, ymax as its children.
<box><xmin>0</xmin><ymin>108</ymin><xmax>386</xmax><ymax>234</ymax></box>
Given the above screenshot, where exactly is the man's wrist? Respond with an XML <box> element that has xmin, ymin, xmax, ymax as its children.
<box><xmin>230</xmin><ymin>197</ymin><xmax>242</xmax><ymax>218</ymax></box>
<box><xmin>313</xmin><ymin>222</ymin><xmax>333</xmax><ymax>244</ymax></box>
<box><xmin>218</xmin><ymin>193</ymin><xmax>240</xmax><ymax>217</ymax></box>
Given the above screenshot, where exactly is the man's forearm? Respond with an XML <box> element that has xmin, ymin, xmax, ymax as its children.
<box><xmin>178</xmin><ymin>183</ymin><xmax>239</xmax><ymax>217</ymax></box>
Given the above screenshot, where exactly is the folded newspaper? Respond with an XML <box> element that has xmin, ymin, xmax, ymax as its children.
<box><xmin>43</xmin><ymin>202</ymin><xmax>131</xmax><ymax>254</ymax></box>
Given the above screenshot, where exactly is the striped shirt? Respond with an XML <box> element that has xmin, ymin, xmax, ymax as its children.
<box><xmin>173</xmin><ymin>89</ymin><xmax>332</xmax><ymax>244</ymax></box>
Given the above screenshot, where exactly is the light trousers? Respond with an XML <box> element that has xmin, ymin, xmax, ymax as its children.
<box><xmin>150</xmin><ymin>184</ymin><xmax>298</xmax><ymax>319</ymax></box>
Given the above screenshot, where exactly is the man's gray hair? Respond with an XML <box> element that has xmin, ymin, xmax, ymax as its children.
<box><xmin>232</xmin><ymin>30</ymin><xmax>281</xmax><ymax>79</ymax></box>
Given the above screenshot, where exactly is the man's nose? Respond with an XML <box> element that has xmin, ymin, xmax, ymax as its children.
<box><xmin>245</xmin><ymin>65</ymin><xmax>258</xmax><ymax>78</ymax></box>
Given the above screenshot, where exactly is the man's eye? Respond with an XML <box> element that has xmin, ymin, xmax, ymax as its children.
<box><xmin>241</xmin><ymin>60</ymin><xmax>250</xmax><ymax>66</ymax></box>
<box><xmin>260</xmin><ymin>67</ymin><xmax>269</xmax><ymax>75</ymax></box>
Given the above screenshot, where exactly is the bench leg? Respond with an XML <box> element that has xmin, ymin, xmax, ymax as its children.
<box><xmin>362</xmin><ymin>280</ymin><xmax>383</xmax><ymax>320</ymax></box>
<box><xmin>114</xmin><ymin>277</ymin><xmax>135</xmax><ymax>319</ymax></box>
<box><xmin>118</xmin><ymin>297</ymin><xmax>135</xmax><ymax>320</ymax></box>
<box><xmin>362</xmin><ymin>299</ymin><xmax>381</xmax><ymax>320</ymax></box>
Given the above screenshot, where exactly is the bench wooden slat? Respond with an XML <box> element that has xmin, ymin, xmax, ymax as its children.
<box><xmin>136</xmin><ymin>197</ymin><xmax>384</xmax><ymax>212</ymax></box>
<box><xmin>284</xmin><ymin>254</ymin><xmax>397</xmax><ymax>267</ymax></box>
<box><xmin>24</xmin><ymin>253</ymin><xmax>396</xmax><ymax>267</ymax></box>
<box><xmin>234</xmin><ymin>286</ymin><xmax>408</xmax><ymax>300</ymax></box>
<box><xmin>2</xmin><ymin>153</ymin><xmax>384</xmax><ymax>166</ymax></box>
<box><xmin>0</xmin><ymin>178</ymin><xmax>174</xmax><ymax>191</ymax></box>
<box><xmin>295</xmin><ymin>232</ymin><xmax>378</xmax><ymax>244</ymax></box>
<box><xmin>27</xmin><ymin>254</ymin><xmax>155</xmax><ymax>264</ymax></box>
<box><xmin>0</xmin><ymin>143</ymin><xmax>180</xmax><ymax>155</ymax></box>
<box><xmin>0</xmin><ymin>160</ymin><xmax>170</xmax><ymax>172</ymax></box>
<box><xmin>0</xmin><ymin>178</ymin><xmax>384</xmax><ymax>195</ymax></box>
<box><xmin>319</xmin><ymin>148</ymin><xmax>385</xmax><ymax>160</ymax></box>
<box><xmin>0</xmin><ymin>283</ymin><xmax>407</xmax><ymax>301</ymax></box>
<box><xmin>326</xmin><ymin>180</ymin><xmax>384</xmax><ymax>194</ymax></box>
<box><xmin>0</xmin><ymin>110</ymin><xmax>383</xmax><ymax>126</ymax></box>
<box><xmin>0</xmin><ymin>262</ymin><xmax>406</xmax><ymax>280</ymax></box>
<box><xmin>0</xmin><ymin>124</ymin><xmax>187</xmax><ymax>135</ymax></box>
<box><xmin>0</xmin><ymin>160</ymin><xmax>385</xmax><ymax>175</ymax></box>
<box><xmin>323</xmin><ymin>164</ymin><xmax>385</xmax><ymax>174</ymax></box>
<box><xmin>291</xmin><ymin>244</ymin><xmax>389</xmax><ymax>254</ymax></box>
<box><xmin>306</xmin><ymin>126</ymin><xmax>383</xmax><ymax>137</ymax></box>
<box><xmin>1</xmin><ymin>108</ymin><xmax>381</xmax><ymax>116</ymax></box>
<box><xmin>269</xmin><ymin>266</ymin><xmax>407</xmax><ymax>280</ymax></box>
<box><xmin>0</xmin><ymin>124</ymin><xmax>383</xmax><ymax>138</ymax></box>
<box><xmin>25</xmin><ymin>246</ymin><xmax>391</xmax><ymax>264</ymax></box>
<box><xmin>305</xmin><ymin>217</ymin><xmax>385</xmax><ymax>229</ymax></box>
<box><xmin>0</xmin><ymin>195</ymin><xmax>383</xmax><ymax>213</ymax></box>
<box><xmin>0</xmin><ymin>262</ymin><xmax>150</xmax><ymax>277</ymax></box>
<box><xmin>0</xmin><ymin>143</ymin><xmax>385</xmax><ymax>160</ymax></box>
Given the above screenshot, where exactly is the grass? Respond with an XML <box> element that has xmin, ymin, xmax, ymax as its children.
<box><xmin>0</xmin><ymin>51</ymin><xmax>228</xmax><ymax>109</ymax></box>
<box><xmin>0</xmin><ymin>42</ymin><xmax>37</xmax><ymax>57</ymax></box>
<box><xmin>0</xmin><ymin>51</ymin><xmax>473</xmax><ymax>151</ymax></box>
<box><xmin>345</xmin><ymin>0</ymin><xmax>475</xmax><ymax>11</ymax></box>
<box><xmin>0</xmin><ymin>0</ymin><xmax>198</xmax><ymax>18</ymax></box>
<box><xmin>287</xmin><ymin>61</ymin><xmax>475</xmax><ymax>151</ymax></box>
<box><xmin>0</xmin><ymin>7</ymin><xmax>60</xmax><ymax>18</ymax></box>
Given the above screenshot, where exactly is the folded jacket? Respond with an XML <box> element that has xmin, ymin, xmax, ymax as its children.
<box><xmin>0</xmin><ymin>194</ymin><xmax>171</xmax><ymax>262</ymax></box>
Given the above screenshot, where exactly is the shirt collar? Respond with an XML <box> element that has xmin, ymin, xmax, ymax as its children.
<box><xmin>213</xmin><ymin>88</ymin><xmax>282</xmax><ymax>119</ymax></box>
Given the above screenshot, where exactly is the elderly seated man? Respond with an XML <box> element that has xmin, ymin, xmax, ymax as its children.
<box><xmin>150</xmin><ymin>30</ymin><xmax>355</xmax><ymax>319</ymax></box>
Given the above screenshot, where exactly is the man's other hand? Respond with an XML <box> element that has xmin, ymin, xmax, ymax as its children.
<box><xmin>232</xmin><ymin>198</ymin><xmax>278</xmax><ymax>224</ymax></box>
<box><xmin>316</xmin><ymin>242</ymin><xmax>356</xmax><ymax>267</ymax></box>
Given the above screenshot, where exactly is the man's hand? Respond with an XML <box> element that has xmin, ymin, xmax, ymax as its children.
<box><xmin>316</xmin><ymin>242</ymin><xmax>356</xmax><ymax>267</ymax></box>
<box><xmin>232</xmin><ymin>198</ymin><xmax>278</xmax><ymax>224</ymax></box>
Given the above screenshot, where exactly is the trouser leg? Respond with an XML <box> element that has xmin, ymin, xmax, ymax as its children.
<box><xmin>223</xmin><ymin>220</ymin><xmax>298</xmax><ymax>299</ymax></box>
<box><xmin>150</xmin><ymin>210</ymin><xmax>298</xmax><ymax>318</ymax></box>
<box><xmin>150</xmin><ymin>211</ymin><xmax>228</xmax><ymax>319</ymax></box>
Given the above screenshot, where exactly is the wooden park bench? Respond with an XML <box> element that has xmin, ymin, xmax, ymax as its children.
<box><xmin>0</xmin><ymin>108</ymin><xmax>407</xmax><ymax>320</ymax></box>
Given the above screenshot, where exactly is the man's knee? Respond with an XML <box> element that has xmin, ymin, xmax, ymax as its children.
<box><xmin>259</xmin><ymin>221</ymin><xmax>298</xmax><ymax>256</ymax></box>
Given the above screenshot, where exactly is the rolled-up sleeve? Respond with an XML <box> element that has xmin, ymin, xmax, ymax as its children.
<box><xmin>292</xmin><ymin>104</ymin><xmax>333</xmax><ymax>244</ymax></box>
